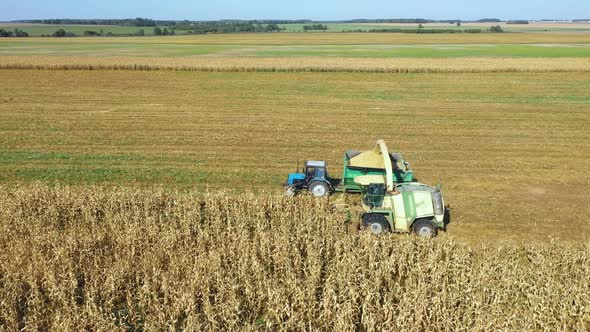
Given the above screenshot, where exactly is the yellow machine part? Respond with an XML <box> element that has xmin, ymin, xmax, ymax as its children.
<box><xmin>353</xmin><ymin>174</ymin><xmax>385</xmax><ymax>186</ymax></box>
<box><xmin>349</xmin><ymin>139</ymin><xmax>394</xmax><ymax>192</ymax></box>
<box><xmin>349</xmin><ymin>150</ymin><xmax>385</xmax><ymax>169</ymax></box>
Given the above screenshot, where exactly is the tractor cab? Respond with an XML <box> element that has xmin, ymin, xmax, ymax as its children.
<box><xmin>285</xmin><ymin>160</ymin><xmax>333</xmax><ymax>197</ymax></box>
<box><xmin>304</xmin><ymin>160</ymin><xmax>327</xmax><ymax>181</ymax></box>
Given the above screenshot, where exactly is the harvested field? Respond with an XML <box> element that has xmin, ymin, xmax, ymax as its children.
<box><xmin>3</xmin><ymin>43</ymin><xmax>590</xmax><ymax>58</ymax></box>
<box><xmin>1</xmin><ymin>69</ymin><xmax>589</xmax><ymax>244</ymax></box>
<box><xmin>0</xmin><ymin>185</ymin><xmax>588</xmax><ymax>330</ymax></box>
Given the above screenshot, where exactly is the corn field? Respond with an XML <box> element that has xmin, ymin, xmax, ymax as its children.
<box><xmin>0</xmin><ymin>185</ymin><xmax>588</xmax><ymax>331</ymax></box>
<box><xmin>2</xmin><ymin>56</ymin><xmax>590</xmax><ymax>73</ymax></box>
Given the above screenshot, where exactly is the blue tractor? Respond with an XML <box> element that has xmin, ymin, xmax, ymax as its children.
<box><xmin>285</xmin><ymin>160</ymin><xmax>335</xmax><ymax>197</ymax></box>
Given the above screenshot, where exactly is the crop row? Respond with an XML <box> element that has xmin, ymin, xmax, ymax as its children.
<box><xmin>2</xmin><ymin>56</ymin><xmax>590</xmax><ymax>73</ymax></box>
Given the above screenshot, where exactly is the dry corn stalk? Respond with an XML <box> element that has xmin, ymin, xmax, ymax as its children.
<box><xmin>0</xmin><ymin>184</ymin><xmax>588</xmax><ymax>331</ymax></box>
<box><xmin>2</xmin><ymin>56</ymin><xmax>590</xmax><ymax>73</ymax></box>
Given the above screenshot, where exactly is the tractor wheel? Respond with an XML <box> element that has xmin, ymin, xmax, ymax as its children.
<box><xmin>413</xmin><ymin>219</ymin><xmax>438</xmax><ymax>237</ymax></box>
<box><xmin>285</xmin><ymin>186</ymin><xmax>296</xmax><ymax>197</ymax></box>
<box><xmin>308</xmin><ymin>181</ymin><xmax>330</xmax><ymax>197</ymax></box>
<box><xmin>362</xmin><ymin>214</ymin><xmax>391</xmax><ymax>235</ymax></box>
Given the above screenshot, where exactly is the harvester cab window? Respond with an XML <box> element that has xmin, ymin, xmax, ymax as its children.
<box><xmin>364</xmin><ymin>183</ymin><xmax>385</xmax><ymax>208</ymax></box>
<box><xmin>368</xmin><ymin>184</ymin><xmax>385</xmax><ymax>197</ymax></box>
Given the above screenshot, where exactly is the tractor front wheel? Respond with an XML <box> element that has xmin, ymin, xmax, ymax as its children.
<box><xmin>309</xmin><ymin>181</ymin><xmax>330</xmax><ymax>197</ymax></box>
<box><xmin>362</xmin><ymin>214</ymin><xmax>391</xmax><ymax>235</ymax></box>
<box><xmin>413</xmin><ymin>219</ymin><xmax>438</xmax><ymax>237</ymax></box>
<box><xmin>285</xmin><ymin>186</ymin><xmax>297</xmax><ymax>197</ymax></box>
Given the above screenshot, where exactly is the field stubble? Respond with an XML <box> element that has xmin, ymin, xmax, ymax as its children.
<box><xmin>1</xmin><ymin>69</ymin><xmax>589</xmax><ymax>244</ymax></box>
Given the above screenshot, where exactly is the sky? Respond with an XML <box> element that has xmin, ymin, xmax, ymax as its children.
<box><xmin>3</xmin><ymin>0</ymin><xmax>589</xmax><ymax>21</ymax></box>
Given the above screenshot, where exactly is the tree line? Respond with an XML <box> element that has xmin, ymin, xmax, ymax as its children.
<box><xmin>0</xmin><ymin>29</ymin><xmax>29</xmax><ymax>37</ymax></box>
<box><xmin>17</xmin><ymin>18</ymin><xmax>529</xmax><ymax>26</ymax></box>
<box><xmin>175</xmin><ymin>22</ymin><xmax>282</xmax><ymax>34</ymax></box>
<box><xmin>16</xmin><ymin>18</ymin><xmax>310</xmax><ymax>26</ymax></box>
<box><xmin>31</xmin><ymin>23</ymin><xmax>283</xmax><ymax>38</ymax></box>
<box><xmin>18</xmin><ymin>18</ymin><xmax>159</xmax><ymax>26</ymax></box>
<box><xmin>303</xmin><ymin>24</ymin><xmax>328</xmax><ymax>31</ymax></box>
<box><xmin>506</xmin><ymin>20</ymin><xmax>529</xmax><ymax>24</ymax></box>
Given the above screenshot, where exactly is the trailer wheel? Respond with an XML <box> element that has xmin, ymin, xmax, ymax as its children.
<box><xmin>309</xmin><ymin>181</ymin><xmax>330</xmax><ymax>197</ymax></box>
<box><xmin>362</xmin><ymin>214</ymin><xmax>391</xmax><ymax>235</ymax></box>
<box><xmin>413</xmin><ymin>219</ymin><xmax>438</xmax><ymax>237</ymax></box>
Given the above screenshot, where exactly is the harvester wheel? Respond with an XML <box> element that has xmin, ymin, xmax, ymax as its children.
<box><xmin>309</xmin><ymin>181</ymin><xmax>330</xmax><ymax>197</ymax></box>
<box><xmin>362</xmin><ymin>214</ymin><xmax>390</xmax><ymax>235</ymax></box>
<box><xmin>285</xmin><ymin>186</ymin><xmax>296</xmax><ymax>197</ymax></box>
<box><xmin>413</xmin><ymin>219</ymin><xmax>438</xmax><ymax>237</ymax></box>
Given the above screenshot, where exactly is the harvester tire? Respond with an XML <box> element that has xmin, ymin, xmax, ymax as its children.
<box><xmin>413</xmin><ymin>219</ymin><xmax>438</xmax><ymax>237</ymax></box>
<box><xmin>362</xmin><ymin>214</ymin><xmax>390</xmax><ymax>235</ymax></box>
<box><xmin>309</xmin><ymin>181</ymin><xmax>330</xmax><ymax>197</ymax></box>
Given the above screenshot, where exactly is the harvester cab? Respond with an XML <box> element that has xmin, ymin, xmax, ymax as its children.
<box><xmin>354</xmin><ymin>175</ymin><xmax>445</xmax><ymax>237</ymax></box>
<box><xmin>285</xmin><ymin>160</ymin><xmax>333</xmax><ymax>197</ymax></box>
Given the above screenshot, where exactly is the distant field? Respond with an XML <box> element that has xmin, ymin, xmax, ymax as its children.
<box><xmin>278</xmin><ymin>23</ymin><xmax>468</xmax><ymax>32</ymax></box>
<box><xmin>3</xmin><ymin>22</ymin><xmax>590</xmax><ymax>35</ymax></box>
<box><xmin>2</xmin><ymin>41</ymin><xmax>590</xmax><ymax>58</ymax></box>
<box><xmin>1</xmin><ymin>33</ymin><xmax>590</xmax><ymax>60</ymax></box>
<box><xmin>280</xmin><ymin>22</ymin><xmax>590</xmax><ymax>32</ymax></box>
<box><xmin>351</xmin><ymin>21</ymin><xmax>590</xmax><ymax>32</ymax></box>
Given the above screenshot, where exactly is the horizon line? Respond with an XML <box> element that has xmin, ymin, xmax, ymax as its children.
<box><xmin>3</xmin><ymin>17</ymin><xmax>590</xmax><ymax>23</ymax></box>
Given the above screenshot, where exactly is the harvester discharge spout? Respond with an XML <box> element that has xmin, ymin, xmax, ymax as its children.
<box><xmin>376</xmin><ymin>139</ymin><xmax>394</xmax><ymax>193</ymax></box>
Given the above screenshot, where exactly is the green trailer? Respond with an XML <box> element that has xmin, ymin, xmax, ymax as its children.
<box><xmin>335</xmin><ymin>140</ymin><xmax>415</xmax><ymax>193</ymax></box>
